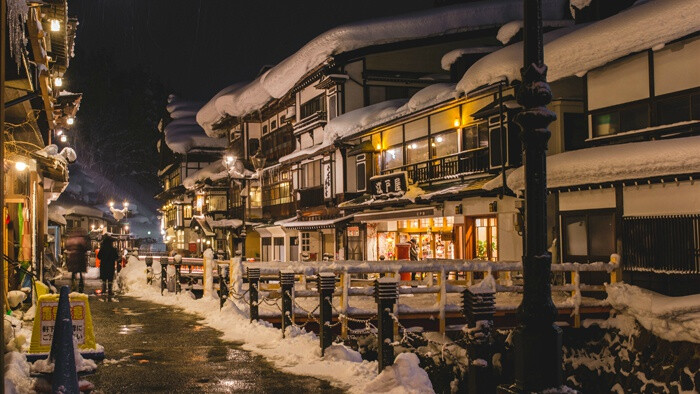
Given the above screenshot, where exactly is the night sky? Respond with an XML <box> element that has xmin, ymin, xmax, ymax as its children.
<box><xmin>67</xmin><ymin>0</ymin><xmax>435</xmax><ymax>101</ymax></box>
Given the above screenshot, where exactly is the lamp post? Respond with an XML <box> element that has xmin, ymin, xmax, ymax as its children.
<box><xmin>508</xmin><ymin>0</ymin><xmax>562</xmax><ymax>392</ymax></box>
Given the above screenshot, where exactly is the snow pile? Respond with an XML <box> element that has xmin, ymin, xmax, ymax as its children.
<box><xmin>85</xmin><ymin>266</ymin><xmax>100</xmax><ymax>279</ymax></box>
<box><xmin>324</xmin><ymin>344</ymin><xmax>363</xmax><ymax>363</ymax></box>
<box><xmin>163</xmin><ymin>95</ymin><xmax>227</xmax><ymax>154</ymax></box>
<box><xmin>569</xmin><ymin>0</ymin><xmax>592</xmax><ymax>17</ymax></box>
<box><xmin>496</xmin><ymin>21</ymin><xmax>523</xmax><ymax>44</ymax></box>
<box><xmin>323</xmin><ymin>99</ymin><xmax>408</xmax><ymax>146</ymax></box>
<box><xmin>36</xmin><ymin>144</ymin><xmax>77</xmax><ymax>165</ymax></box>
<box><xmin>198</xmin><ymin>0</ymin><xmax>568</xmax><ymax>129</ymax></box>
<box><xmin>120</xmin><ymin>265</ymin><xmax>384</xmax><ymax>393</ymax></box>
<box><xmin>458</xmin><ymin>0</ymin><xmax>700</xmax><ymax>94</ymax></box>
<box><xmin>117</xmin><ymin>254</ymin><xmax>146</xmax><ymax>292</ymax></box>
<box><xmin>605</xmin><ymin>283</ymin><xmax>700</xmax><ymax>343</ymax></box>
<box><xmin>31</xmin><ymin>338</ymin><xmax>98</xmax><ymax>374</ymax></box>
<box><xmin>363</xmin><ymin>353</ymin><xmax>435</xmax><ymax>394</ymax></box>
<box><xmin>487</xmin><ymin>134</ymin><xmax>700</xmax><ymax>191</ymax></box>
<box><xmin>4</xmin><ymin>351</ymin><xmax>33</xmax><ymax>394</ymax></box>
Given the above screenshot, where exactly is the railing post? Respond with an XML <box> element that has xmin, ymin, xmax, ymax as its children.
<box><xmin>173</xmin><ymin>255</ymin><xmax>182</xmax><ymax>294</ymax></box>
<box><xmin>463</xmin><ymin>287</ymin><xmax>496</xmax><ymax>394</ymax></box>
<box><xmin>438</xmin><ymin>268</ymin><xmax>446</xmax><ymax>335</ymax></box>
<box><xmin>340</xmin><ymin>269</ymin><xmax>349</xmax><ymax>339</ymax></box>
<box><xmin>160</xmin><ymin>257</ymin><xmax>168</xmax><ymax>295</ymax></box>
<box><xmin>318</xmin><ymin>272</ymin><xmax>336</xmax><ymax>355</ymax></box>
<box><xmin>571</xmin><ymin>269</ymin><xmax>581</xmax><ymax>328</ymax></box>
<box><xmin>218</xmin><ymin>264</ymin><xmax>229</xmax><ymax>310</ymax></box>
<box><xmin>375</xmin><ymin>277</ymin><xmax>398</xmax><ymax>372</ymax></box>
<box><xmin>247</xmin><ymin>267</ymin><xmax>260</xmax><ymax>322</ymax></box>
<box><xmin>145</xmin><ymin>256</ymin><xmax>153</xmax><ymax>285</ymax></box>
<box><xmin>280</xmin><ymin>270</ymin><xmax>295</xmax><ymax>337</ymax></box>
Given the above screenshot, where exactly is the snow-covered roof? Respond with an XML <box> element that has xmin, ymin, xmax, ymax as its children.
<box><xmin>164</xmin><ymin>95</ymin><xmax>228</xmax><ymax>154</ymax></box>
<box><xmin>280</xmin><ymin>214</ymin><xmax>355</xmax><ymax>230</ymax></box>
<box><xmin>486</xmin><ymin>135</ymin><xmax>700</xmax><ymax>192</ymax></box>
<box><xmin>48</xmin><ymin>205</ymin><xmax>67</xmax><ymax>226</ymax></box>
<box><xmin>458</xmin><ymin>0</ymin><xmax>700</xmax><ymax>94</ymax></box>
<box><xmin>323</xmin><ymin>99</ymin><xmax>408</xmax><ymax>146</ymax></box>
<box><xmin>182</xmin><ymin>161</ymin><xmax>228</xmax><ymax>190</ymax></box>
<box><xmin>196</xmin><ymin>82</ymin><xmax>249</xmax><ymax>138</ymax></box>
<box><xmin>440</xmin><ymin>47</ymin><xmax>499</xmax><ymax>71</ymax></box>
<box><xmin>60</xmin><ymin>204</ymin><xmax>106</xmax><ymax>219</ymax></box>
<box><xmin>198</xmin><ymin>0</ymin><xmax>568</xmax><ymax>134</ymax></box>
<box><xmin>278</xmin><ymin>143</ymin><xmax>330</xmax><ymax>165</ymax></box>
<box><xmin>207</xmin><ymin>217</ymin><xmax>243</xmax><ymax>229</ymax></box>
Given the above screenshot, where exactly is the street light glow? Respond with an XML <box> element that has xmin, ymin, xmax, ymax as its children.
<box><xmin>59</xmin><ymin>135</ymin><xmax>67</xmax><ymax>143</ymax></box>
<box><xmin>109</xmin><ymin>201</ymin><xmax>115</xmax><ymax>208</ymax></box>
<box><xmin>67</xmin><ymin>116</ymin><xmax>75</xmax><ymax>125</ymax></box>
<box><xmin>50</xmin><ymin>19</ymin><xmax>61</xmax><ymax>32</ymax></box>
<box><xmin>54</xmin><ymin>77</ymin><xmax>63</xmax><ymax>87</ymax></box>
<box><xmin>14</xmin><ymin>161</ymin><xmax>27</xmax><ymax>171</ymax></box>
<box><xmin>225</xmin><ymin>155</ymin><xmax>234</xmax><ymax>164</ymax></box>
<box><xmin>56</xmin><ymin>129</ymin><xmax>64</xmax><ymax>136</ymax></box>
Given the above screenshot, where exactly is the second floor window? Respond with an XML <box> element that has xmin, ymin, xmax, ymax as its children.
<box><xmin>301</xmin><ymin>160</ymin><xmax>321</xmax><ymax>188</ymax></box>
<box><xmin>300</xmin><ymin>96</ymin><xmax>324</xmax><ymax>120</ymax></box>
<box><xmin>462</xmin><ymin>123</ymin><xmax>489</xmax><ymax>150</ymax></box>
<box><xmin>593</xmin><ymin>103</ymin><xmax>649</xmax><ymax>137</ymax></box>
<box><xmin>207</xmin><ymin>194</ymin><xmax>227</xmax><ymax>212</ymax></box>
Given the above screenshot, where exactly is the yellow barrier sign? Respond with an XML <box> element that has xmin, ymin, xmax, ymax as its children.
<box><xmin>29</xmin><ymin>293</ymin><xmax>97</xmax><ymax>354</ymax></box>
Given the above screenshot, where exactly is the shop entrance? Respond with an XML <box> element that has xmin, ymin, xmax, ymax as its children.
<box><xmin>371</xmin><ymin>217</ymin><xmax>455</xmax><ymax>261</ymax></box>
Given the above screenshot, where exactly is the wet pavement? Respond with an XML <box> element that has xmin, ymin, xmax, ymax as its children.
<box><xmin>77</xmin><ymin>281</ymin><xmax>344</xmax><ymax>393</ymax></box>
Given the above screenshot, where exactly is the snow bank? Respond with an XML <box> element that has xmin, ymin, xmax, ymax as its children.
<box><xmin>487</xmin><ymin>134</ymin><xmax>700</xmax><ymax>191</ymax></box>
<box><xmin>198</xmin><ymin>0</ymin><xmax>568</xmax><ymax>129</ymax></box>
<box><xmin>120</xmin><ymin>266</ymin><xmax>383</xmax><ymax>393</ymax></box>
<box><xmin>324</xmin><ymin>344</ymin><xmax>363</xmax><ymax>363</ymax></box>
<box><xmin>117</xmin><ymin>255</ymin><xmax>146</xmax><ymax>292</ymax></box>
<box><xmin>458</xmin><ymin>0</ymin><xmax>700</xmax><ymax>94</ymax></box>
<box><xmin>4</xmin><ymin>351</ymin><xmax>33</xmax><ymax>394</ymax></box>
<box><xmin>605</xmin><ymin>283</ymin><xmax>700</xmax><ymax>343</ymax></box>
<box><xmin>364</xmin><ymin>353</ymin><xmax>435</xmax><ymax>394</ymax></box>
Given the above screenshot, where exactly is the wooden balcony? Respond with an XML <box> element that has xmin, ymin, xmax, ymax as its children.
<box><xmin>382</xmin><ymin>147</ymin><xmax>489</xmax><ymax>184</ymax></box>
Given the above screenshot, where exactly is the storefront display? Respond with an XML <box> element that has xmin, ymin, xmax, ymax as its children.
<box><xmin>367</xmin><ymin>216</ymin><xmax>455</xmax><ymax>261</ymax></box>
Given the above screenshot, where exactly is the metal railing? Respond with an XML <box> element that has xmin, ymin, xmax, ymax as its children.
<box><xmin>382</xmin><ymin>147</ymin><xmax>489</xmax><ymax>184</ymax></box>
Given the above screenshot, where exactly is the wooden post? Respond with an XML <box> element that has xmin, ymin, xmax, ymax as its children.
<box><xmin>318</xmin><ymin>272</ymin><xmax>336</xmax><ymax>355</ymax></box>
<box><xmin>160</xmin><ymin>257</ymin><xmax>168</xmax><ymax>295</ymax></box>
<box><xmin>247</xmin><ymin>267</ymin><xmax>260</xmax><ymax>322</ymax></box>
<box><xmin>280</xmin><ymin>270</ymin><xmax>295</xmax><ymax>336</ymax></box>
<box><xmin>571</xmin><ymin>270</ymin><xmax>580</xmax><ymax>328</ymax></box>
<box><xmin>438</xmin><ymin>269</ymin><xmax>446</xmax><ymax>335</ymax></box>
<box><xmin>375</xmin><ymin>277</ymin><xmax>398</xmax><ymax>372</ymax></box>
<box><xmin>340</xmin><ymin>269</ymin><xmax>349</xmax><ymax>339</ymax></box>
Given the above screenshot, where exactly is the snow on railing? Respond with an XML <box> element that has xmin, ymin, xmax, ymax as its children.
<box><xmin>141</xmin><ymin>255</ymin><xmax>620</xmax><ymax>333</ymax></box>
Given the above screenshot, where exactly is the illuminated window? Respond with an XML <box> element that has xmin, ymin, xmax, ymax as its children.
<box><xmin>433</xmin><ymin>217</ymin><xmax>444</xmax><ymax>228</ymax></box>
<box><xmin>420</xmin><ymin>218</ymin><xmax>431</xmax><ymax>228</ymax></box>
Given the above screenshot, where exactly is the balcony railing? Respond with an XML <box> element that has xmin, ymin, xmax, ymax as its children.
<box><xmin>382</xmin><ymin>147</ymin><xmax>489</xmax><ymax>184</ymax></box>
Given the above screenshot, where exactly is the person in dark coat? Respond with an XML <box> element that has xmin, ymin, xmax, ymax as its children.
<box><xmin>97</xmin><ymin>234</ymin><xmax>119</xmax><ymax>301</ymax></box>
<box><xmin>65</xmin><ymin>228</ymin><xmax>90</xmax><ymax>293</ymax></box>
<box><xmin>409</xmin><ymin>238</ymin><xmax>419</xmax><ymax>281</ymax></box>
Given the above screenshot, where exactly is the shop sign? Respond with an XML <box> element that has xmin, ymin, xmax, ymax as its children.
<box><xmin>323</xmin><ymin>161</ymin><xmax>332</xmax><ymax>199</ymax></box>
<box><xmin>370</xmin><ymin>172</ymin><xmax>407</xmax><ymax>196</ymax></box>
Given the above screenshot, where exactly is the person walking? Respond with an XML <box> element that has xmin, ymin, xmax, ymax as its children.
<box><xmin>97</xmin><ymin>233</ymin><xmax>119</xmax><ymax>301</ymax></box>
<box><xmin>65</xmin><ymin>228</ymin><xmax>90</xmax><ymax>293</ymax></box>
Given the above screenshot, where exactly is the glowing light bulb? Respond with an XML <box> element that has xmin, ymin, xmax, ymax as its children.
<box><xmin>436</xmin><ymin>136</ymin><xmax>443</xmax><ymax>143</ymax></box>
<box><xmin>14</xmin><ymin>161</ymin><xmax>27</xmax><ymax>171</ymax></box>
<box><xmin>376</xmin><ymin>143</ymin><xmax>382</xmax><ymax>151</ymax></box>
<box><xmin>54</xmin><ymin>77</ymin><xmax>63</xmax><ymax>87</ymax></box>
<box><xmin>59</xmin><ymin>135</ymin><xmax>67</xmax><ymax>143</ymax></box>
<box><xmin>109</xmin><ymin>201</ymin><xmax>115</xmax><ymax>208</ymax></box>
<box><xmin>410</xmin><ymin>143</ymin><xmax>417</xmax><ymax>149</ymax></box>
<box><xmin>124</xmin><ymin>201</ymin><xmax>129</xmax><ymax>208</ymax></box>
<box><xmin>453</xmin><ymin>119</ymin><xmax>460</xmax><ymax>128</ymax></box>
<box><xmin>225</xmin><ymin>155</ymin><xmax>234</xmax><ymax>164</ymax></box>
<box><xmin>50</xmin><ymin>19</ymin><xmax>60</xmax><ymax>32</ymax></box>
<box><xmin>56</xmin><ymin>129</ymin><xmax>64</xmax><ymax>136</ymax></box>
<box><xmin>67</xmin><ymin>117</ymin><xmax>74</xmax><ymax>125</ymax></box>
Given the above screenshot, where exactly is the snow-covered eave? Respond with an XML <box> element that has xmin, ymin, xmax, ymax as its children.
<box><xmin>486</xmin><ymin>135</ymin><xmax>700</xmax><ymax>192</ymax></box>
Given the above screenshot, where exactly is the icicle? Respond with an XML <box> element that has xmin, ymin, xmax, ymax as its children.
<box><xmin>7</xmin><ymin>0</ymin><xmax>30</xmax><ymax>71</ymax></box>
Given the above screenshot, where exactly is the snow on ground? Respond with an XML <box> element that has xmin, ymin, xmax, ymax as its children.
<box><xmin>458</xmin><ymin>0</ymin><xmax>700</xmax><ymax>94</ymax></box>
<box><xmin>605</xmin><ymin>283</ymin><xmax>700</xmax><ymax>343</ymax></box>
<box><xmin>363</xmin><ymin>353</ymin><xmax>434</xmax><ymax>394</ymax></box>
<box><xmin>119</xmin><ymin>263</ymin><xmax>430</xmax><ymax>393</ymax></box>
<box><xmin>484</xmin><ymin>134</ymin><xmax>700</xmax><ymax>191</ymax></box>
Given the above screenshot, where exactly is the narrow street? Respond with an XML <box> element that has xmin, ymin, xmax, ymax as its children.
<box><xmin>80</xmin><ymin>281</ymin><xmax>343</xmax><ymax>393</ymax></box>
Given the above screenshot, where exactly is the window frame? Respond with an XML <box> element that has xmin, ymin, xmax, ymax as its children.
<box><xmin>560</xmin><ymin>209</ymin><xmax>616</xmax><ymax>263</ymax></box>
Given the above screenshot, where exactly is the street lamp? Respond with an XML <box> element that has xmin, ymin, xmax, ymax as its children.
<box><xmin>507</xmin><ymin>0</ymin><xmax>562</xmax><ymax>392</ymax></box>
<box><xmin>222</xmin><ymin>150</ymin><xmax>267</xmax><ymax>259</ymax></box>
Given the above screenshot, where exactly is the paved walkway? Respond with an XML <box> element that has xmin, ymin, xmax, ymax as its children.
<box><xmin>80</xmin><ymin>282</ymin><xmax>343</xmax><ymax>393</ymax></box>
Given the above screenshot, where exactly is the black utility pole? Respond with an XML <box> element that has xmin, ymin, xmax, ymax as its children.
<box><xmin>510</xmin><ymin>0</ymin><xmax>562</xmax><ymax>392</ymax></box>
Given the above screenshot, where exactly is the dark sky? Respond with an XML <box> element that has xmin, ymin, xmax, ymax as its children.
<box><xmin>67</xmin><ymin>0</ymin><xmax>435</xmax><ymax>101</ymax></box>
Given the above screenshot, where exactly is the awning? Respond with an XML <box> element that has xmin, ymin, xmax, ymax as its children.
<box><xmin>280</xmin><ymin>214</ymin><xmax>354</xmax><ymax>230</ymax></box>
<box><xmin>354</xmin><ymin>207</ymin><xmax>437</xmax><ymax>222</ymax></box>
<box><xmin>419</xmin><ymin>176</ymin><xmax>495</xmax><ymax>201</ymax></box>
<box><xmin>191</xmin><ymin>216</ymin><xmax>215</xmax><ymax>237</ymax></box>
<box><xmin>254</xmin><ymin>225</ymin><xmax>288</xmax><ymax>238</ymax></box>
